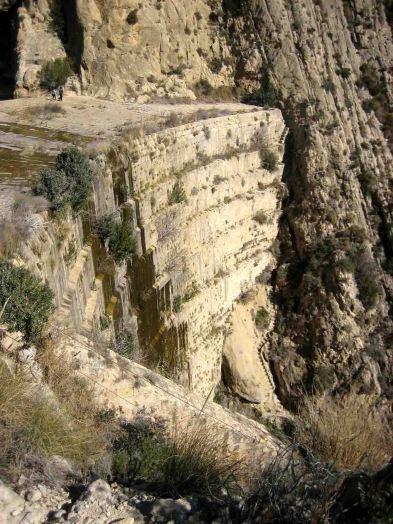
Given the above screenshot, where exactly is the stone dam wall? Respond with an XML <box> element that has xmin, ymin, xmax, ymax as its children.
<box><xmin>20</xmin><ymin>106</ymin><xmax>286</xmax><ymax>404</ymax></box>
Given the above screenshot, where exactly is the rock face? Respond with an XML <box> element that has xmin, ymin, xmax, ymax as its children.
<box><xmin>5</xmin><ymin>101</ymin><xmax>285</xmax><ymax>407</ymax></box>
<box><xmin>220</xmin><ymin>0</ymin><xmax>393</xmax><ymax>404</ymax></box>
<box><xmin>115</xmin><ymin>108</ymin><xmax>285</xmax><ymax>397</ymax></box>
<box><xmin>74</xmin><ymin>0</ymin><xmax>231</xmax><ymax>100</ymax></box>
<box><xmin>13</xmin><ymin>0</ymin><xmax>67</xmax><ymax>97</ymax></box>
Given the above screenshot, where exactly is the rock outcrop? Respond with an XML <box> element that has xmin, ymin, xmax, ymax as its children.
<box><xmin>0</xmin><ymin>98</ymin><xmax>286</xmax><ymax>409</ymax></box>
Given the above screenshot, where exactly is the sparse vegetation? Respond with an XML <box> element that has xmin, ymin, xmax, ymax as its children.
<box><xmin>0</xmin><ymin>262</ymin><xmax>55</xmax><ymax>342</ymax></box>
<box><xmin>168</xmin><ymin>180</ymin><xmax>187</xmax><ymax>205</ymax></box>
<box><xmin>0</xmin><ymin>194</ymin><xmax>48</xmax><ymax>258</ymax></box>
<box><xmin>260</xmin><ymin>150</ymin><xmax>279</xmax><ymax>172</ymax></box>
<box><xmin>295</xmin><ymin>392</ymin><xmax>392</xmax><ymax>471</ymax></box>
<box><xmin>111</xmin><ymin>417</ymin><xmax>241</xmax><ymax>497</ymax></box>
<box><xmin>112</xmin><ymin>330</ymin><xmax>143</xmax><ymax>362</ymax></box>
<box><xmin>96</xmin><ymin>213</ymin><xmax>137</xmax><ymax>265</ymax></box>
<box><xmin>255</xmin><ymin>307</ymin><xmax>270</xmax><ymax>330</ymax></box>
<box><xmin>34</xmin><ymin>146</ymin><xmax>93</xmax><ymax>214</ymax></box>
<box><xmin>0</xmin><ymin>339</ymin><xmax>115</xmax><ymax>481</ymax></box>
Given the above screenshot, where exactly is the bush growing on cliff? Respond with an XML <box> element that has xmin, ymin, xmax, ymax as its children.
<box><xmin>96</xmin><ymin>214</ymin><xmax>136</xmax><ymax>265</ymax></box>
<box><xmin>0</xmin><ymin>262</ymin><xmax>54</xmax><ymax>342</ymax></box>
<box><xmin>168</xmin><ymin>181</ymin><xmax>187</xmax><ymax>205</ymax></box>
<box><xmin>34</xmin><ymin>146</ymin><xmax>93</xmax><ymax>213</ymax></box>
<box><xmin>255</xmin><ymin>307</ymin><xmax>270</xmax><ymax>331</ymax></box>
<box><xmin>40</xmin><ymin>57</ymin><xmax>72</xmax><ymax>89</ymax></box>
<box><xmin>260</xmin><ymin>150</ymin><xmax>279</xmax><ymax>172</ymax></box>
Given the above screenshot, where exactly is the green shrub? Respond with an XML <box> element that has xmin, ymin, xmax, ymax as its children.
<box><xmin>96</xmin><ymin>214</ymin><xmax>136</xmax><ymax>265</ymax></box>
<box><xmin>108</xmin><ymin>223</ymin><xmax>136</xmax><ymax>264</ymax></box>
<box><xmin>255</xmin><ymin>307</ymin><xmax>270</xmax><ymax>330</ymax></box>
<box><xmin>261</xmin><ymin>150</ymin><xmax>279</xmax><ymax>172</ymax></box>
<box><xmin>168</xmin><ymin>181</ymin><xmax>187</xmax><ymax>205</ymax></box>
<box><xmin>40</xmin><ymin>58</ymin><xmax>72</xmax><ymax>89</ymax></box>
<box><xmin>95</xmin><ymin>213</ymin><xmax>117</xmax><ymax>241</ymax></box>
<box><xmin>0</xmin><ymin>262</ymin><xmax>54</xmax><ymax>342</ymax></box>
<box><xmin>34</xmin><ymin>147</ymin><xmax>92</xmax><ymax>213</ymax></box>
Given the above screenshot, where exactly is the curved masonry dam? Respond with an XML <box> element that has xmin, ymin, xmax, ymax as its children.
<box><xmin>0</xmin><ymin>95</ymin><xmax>286</xmax><ymax>452</ymax></box>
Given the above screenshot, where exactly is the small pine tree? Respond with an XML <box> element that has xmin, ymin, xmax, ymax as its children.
<box><xmin>40</xmin><ymin>58</ymin><xmax>72</xmax><ymax>89</ymax></box>
<box><xmin>168</xmin><ymin>181</ymin><xmax>187</xmax><ymax>205</ymax></box>
<box><xmin>0</xmin><ymin>262</ymin><xmax>55</xmax><ymax>342</ymax></box>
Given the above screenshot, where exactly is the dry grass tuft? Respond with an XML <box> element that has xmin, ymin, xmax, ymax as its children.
<box><xmin>295</xmin><ymin>392</ymin><xmax>392</xmax><ymax>471</ymax></box>
<box><xmin>112</xmin><ymin>416</ymin><xmax>243</xmax><ymax>497</ymax></box>
<box><xmin>23</xmin><ymin>103</ymin><xmax>66</xmax><ymax>120</ymax></box>
<box><xmin>0</xmin><ymin>343</ymin><xmax>112</xmax><ymax>481</ymax></box>
<box><xmin>162</xmin><ymin>419</ymin><xmax>244</xmax><ymax>496</ymax></box>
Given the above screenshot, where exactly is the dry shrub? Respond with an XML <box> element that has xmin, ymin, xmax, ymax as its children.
<box><xmin>112</xmin><ymin>416</ymin><xmax>243</xmax><ymax>497</ymax></box>
<box><xmin>163</xmin><ymin>419</ymin><xmax>243</xmax><ymax>496</ymax></box>
<box><xmin>0</xmin><ymin>194</ymin><xmax>48</xmax><ymax>258</ymax></box>
<box><xmin>295</xmin><ymin>392</ymin><xmax>392</xmax><ymax>471</ymax></box>
<box><xmin>243</xmin><ymin>445</ymin><xmax>337</xmax><ymax>523</ymax></box>
<box><xmin>25</xmin><ymin>103</ymin><xmax>66</xmax><ymax>119</ymax></box>
<box><xmin>0</xmin><ymin>344</ymin><xmax>112</xmax><ymax>481</ymax></box>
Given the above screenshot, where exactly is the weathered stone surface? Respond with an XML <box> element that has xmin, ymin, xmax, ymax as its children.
<box><xmin>60</xmin><ymin>332</ymin><xmax>281</xmax><ymax>461</ymax></box>
<box><xmin>223</xmin><ymin>288</ymin><xmax>277</xmax><ymax>409</ymax></box>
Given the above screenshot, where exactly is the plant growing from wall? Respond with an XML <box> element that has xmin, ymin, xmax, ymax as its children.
<box><xmin>34</xmin><ymin>146</ymin><xmax>93</xmax><ymax>214</ymax></box>
<box><xmin>168</xmin><ymin>181</ymin><xmax>187</xmax><ymax>205</ymax></box>
<box><xmin>0</xmin><ymin>262</ymin><xmax>55</xmax><ymax>342</ymax></box>
<box><xmin>255</xmin><ymin>307</ymin><xmax>270</xmax><ymax>331</ymax></box>
<box><xmin>260</xmin><ymin>150</ymin><xmax>279</xmax><ymax>172</ymax></box>
<box><xmin>40</xmin><ymin>58</ymin><xmax>73</xmax><ymax>89</ymax></box>
<box><xmin>96</xmin><ymin>213</ymin><xmax>137</xmax><ymax>265</ymax></box>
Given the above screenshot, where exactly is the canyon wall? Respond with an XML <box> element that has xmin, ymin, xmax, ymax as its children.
<box><xmin>220</xmin><ymin>0</ymin><xmax>393</xmax><ymax>404</ymax></box>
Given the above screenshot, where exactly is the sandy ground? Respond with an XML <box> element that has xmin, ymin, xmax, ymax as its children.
<box><xmin>0</xmin><ymin>95</ymin><xmax>256</xmax><ymax>139</ymax></box>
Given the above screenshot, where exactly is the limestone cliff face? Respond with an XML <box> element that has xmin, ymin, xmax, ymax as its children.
<box><xmin>13</xmin><ymin>104</ymin><xmax>285</xmax><ymax>409</ymax></box>
<box><xmin>220</xmin><ymin>0</ymin><xmax>393</xmax><ymax>404</ymax></box>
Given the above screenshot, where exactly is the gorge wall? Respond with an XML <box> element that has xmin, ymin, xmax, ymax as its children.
<box><xmin>3</xmin><ymin>0</ymin><xmax>392</xmax><ymax>408</ymax></box>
